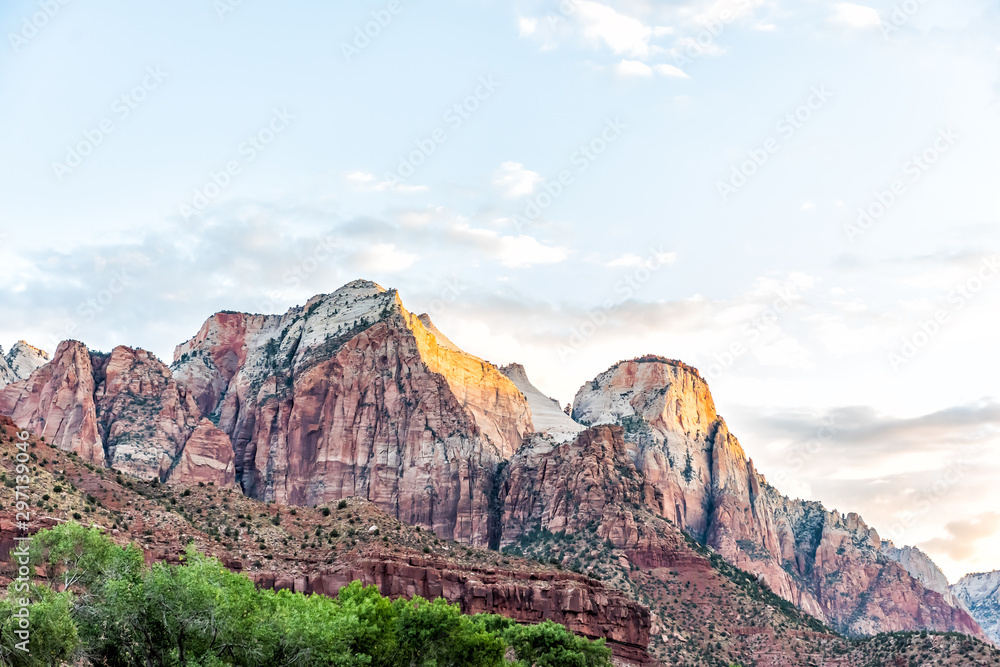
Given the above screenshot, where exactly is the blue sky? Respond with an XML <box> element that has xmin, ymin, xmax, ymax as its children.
<box><xmin>1</xmin><ymin>0</ymin><xmax>999</xmax><ymax>579</ymax></box>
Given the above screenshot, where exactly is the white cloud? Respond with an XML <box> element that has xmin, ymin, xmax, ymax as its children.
<box><xmin>575</xmin><ymin>1</ymin><xmax>655</xmax><ymax>59</ymax></box>
<box><xmin>606</xmin><ymin>251</ymin><xmax>676</xmax><ymax>269</ymax></box>
<box><xmin>616</xmin><ymin>60</ymin><xmax>690</xmax><ymax>79</ymax></box>
<box><xmin>352</xmin><ymin>243</ymin><xmax>418</xmax><ymax>273</ymax></box>
<box><xmin>493</xmin><ymin>161</ymin><xmax>544</xmax><ymax>197</ymax></box>
<box><xmin>653</xmin><ymin>63</ymin><xmax>690</xmax><ymax>78</ymax></box>
<box><xmin>345</xmin><ymin>171</ymin><xmax>427</xmax><ymax>194</ymax></box>
<box><xmin>616</xmin><ymin>59</ymin><xmax>653</xmax><ymax>77</ymax></box>
<box><xmin>518</xmin><ymin>17</ymin><xmax>538</xmax><ymax>36</ymax></box>
<box><xmin>450</xmin><ymin>224</ymin><xmax>568</xmax><ymax>268</ymax></box>
<box><xmin>828</xmin><ymin>3</ymin><xmax>881</xmax><ymax>29</ymax></box>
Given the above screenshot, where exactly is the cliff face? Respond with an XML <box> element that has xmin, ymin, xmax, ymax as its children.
<box><xmin>564</xmin><ymin>357</ymin><xmax>985</xmax><ymax>639</ymax></box>
<box><xmin>883</xmin><ymin>541</ymin><xmax>967</xmax><ymax>610</ymax></box>
<box><xmin>250</xmin><ymin>552</ymin><xmax>652</xmax><ymax>664</ymax></box>
<box><xmin>0</xmin><ymin>340</ymin><xmax>103</xmax><ymax>462</ymax></box>
<box><xmin>953</xmin><ymin>571</ymin><xmax>1000</xmax><ymax>645</ymax></box>
<box><xmin>0</xmin><ymin>341</ymin><xmax>234</xmax><ymax>486</ymax></box>
<box><xmin>170</xmin><ymin>280</ymin><xmax>532</xmax><ymax>545</ymax></box>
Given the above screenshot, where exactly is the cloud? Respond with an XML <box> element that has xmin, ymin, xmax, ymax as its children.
<box><xmin>616</xmin><ymin>59</ymin><xmax>653</xmax><ymax>76</ymax></box>
<box><xmin>575</xmin><ymin>1</ymin><xmax>655</xmax><ymax>59</ymax></box>
<box><xmin>449</xmin><ymin>224</ymin><xmax>569</xmax><ymax>268</ymax></box>
<box><xmin>828</xmin><ymin>3</ymin><xmax>881</xmax><ymax>29</ymax></box>
<box><xmin>616</xmin><ymin>59</ymin><xmax>689</xmax><ymax>78</ymax></box>
<box><xmin>345</xmin><ymin>171</ymin><xmax>427</xmax><ymax>194</ymax></box>
<box><xmin>920</xmin><ymin>512</ymin><xmax>1000</xmax><ymax>561</ymax></box>
<box><xmin>352</xmin><ymin>244</ymin><xmax>418</xmax><ymax>273</ymax></box>
<box><xmin>493</xmin><ymin>161</ymin><xmax>544</xmax><ymax>197</ymax></box>
<box><xmin>606</xmin><ymin>251</ymin><xmax>676</xmax><ymax>269</ymax></box>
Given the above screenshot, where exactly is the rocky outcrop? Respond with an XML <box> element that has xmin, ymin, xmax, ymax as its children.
<box><xmin>0</xmin><ymin>341</ymin><xmax>233</xmax><ymax>484</ymax></box>
<box><xmin>564</xmin><ymin>356</ymin><xmax>985</xmax><ymax>638</ymax></box>
<box><xmin>500</xmin><ymin>363</ymin><xmax>584</xmax><ymax>443</ymax></box>
<box><xmin>883</xmin><ymin>541</ymin><xmax>967</xmax><ymax>610</ymax></box>
<box><xmin>171</xmin><ymin>281</ymin><xmax>533</xmax><ymax>545</ymax></box>
<box><xmin>953</xmin><ymin>571</ymin><xmax>1000</xmax><ymax>645</ymax></box>
<box><xmin>0</xmin><ymin>341</ymin><xmax>103</xmax><ymax>462</ymax></box>
<box><xmin>0</xmin><ymin>341</ymin><xmax>49</xmax><ymax>388</ymax></box>
<box><xmin>250</xmin><ymin>552</ymin><xmax>651</xmax><ymax>664</ymax></box>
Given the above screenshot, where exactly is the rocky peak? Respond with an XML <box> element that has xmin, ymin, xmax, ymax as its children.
<box><xmin>952</xmin><ymin>571</ymin><xmax>1000</xmax><ymax>645</ymax></box>
<box><xmin>566</xmin><ymin>355</ymin><xmax>986</xmax><ymax>639</ymax></box>
<box><xmin>572</xmin><ymin>356</ymin><xmax>718</xmax><ymax>443</ymax></box>
<box><xmin>0</xmin><ymin>340</ymin><xmax>49</xmax><ymax>389</ymax></box>
<box><xmin>500</xmin><ymin>363</ymin><xmax>584</xmax><ymax>443</ymax></box>
<box><xmin>882</xmin><ymin>541</ymin><xmax>965</xmax><ymax>609</ymax></box>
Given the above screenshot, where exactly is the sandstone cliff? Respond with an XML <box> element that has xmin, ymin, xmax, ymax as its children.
<box><xmin>0</xmin><ymin>341</ymin><xmax>234</xmax><ymax>486</ymax></box>
<box><xmin>565</xmin><ymin>356</ymin><xmax>984</xmax><ymax>638</ymax></box>
<box><xmin>170</xmin><ymin>280</ymin><xmax>532</xmax><ymax>544</ymax></box>
<box><xmin>953</xmin><ymin>571</ymin><xmax>1000</xmax><ymax>645</ymax></box>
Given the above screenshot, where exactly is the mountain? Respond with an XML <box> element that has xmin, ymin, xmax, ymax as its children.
<box><xmin>953</xmin><ymin>571</ymin><xmax>1000</xmax><ymax>645</ymax></box>
<box><xmin>0</xmin><ymin>340</ymin><xmax>49</xmax><ymax>388</ymax></box>
<box><xmin>566</xmin><ymin>355</ymin><xmax>983</xmax><ymax>638</ymax></box>
<box><xmin>0</xmin><ymin>279</ymin><xmax>994</xmax><ymax>662</ymax></box>
<box><xmin>170</xmin><ymin>280</ymin><xmax>531</xmax><ymax>544</ymax></box>
<box><xmin>3</xmin><ymin>415</ymin><xmax>997</xmax><ymax>666</ymax></box>
<box><xmin>0</xmin><ymin>341</ymin><xmax>234</xmax><ymax>484</ymax></box>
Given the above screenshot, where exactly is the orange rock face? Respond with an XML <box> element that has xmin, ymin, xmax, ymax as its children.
<box><xmin>171</xmin><ymin>281</ymin><xmax>532</xmax><ymax>545</ymax></box>
<box><xmin>564</xmin><ymin>357</ymin><xmax>985</xmax><ymax>639</ymax></box>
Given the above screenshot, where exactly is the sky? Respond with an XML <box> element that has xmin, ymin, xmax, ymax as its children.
<box><xmin>1</xmin><ymin>0</ymin><xmax>999</xmax><ymax>581</ymax></box>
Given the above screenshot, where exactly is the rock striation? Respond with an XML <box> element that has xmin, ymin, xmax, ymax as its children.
<box><xmin>564</xmin><ymin>356</ymin><xmax>985</xmax><ymax>638</ymax></box>
<box><xmin>0</xmin><ymin>341</ymin><xmax>49</xmax><ymax>389</ymax></box>
<box><xmin>952</xmin><ymin>571</ymin><xmax>1000</xmax><ymax>645</ymax></box>
<box><xmin>170</xmin><ymin>280</ymin><xmax>532</xmax><ymax>544</ymax></box>
<box><xmin>250</xmin><ymin>552</ymin><xmax>652</xmax><ymax>664</ymax></box>
<box><xmin>0</xmin><ymin>341</ymin><xmax>234</xmax><ymax>486</ymax></box>
<box><xmin>500</xmin><ymin>363</ymin><xmax>584</xmax><ymax>443</ymax></box>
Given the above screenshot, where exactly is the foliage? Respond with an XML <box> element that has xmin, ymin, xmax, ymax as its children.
<box><xmin>1</xmin><ymin>522</ymin><xmax>614</xmax><ymax>667</ymax></box>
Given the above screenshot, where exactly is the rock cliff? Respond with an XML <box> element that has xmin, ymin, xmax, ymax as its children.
<box><xmin>953</xmin><ymin>571</ymin><xmax>1000</xmax><ymax>645</ymax></box>
<box><xmin>170</xmin><ymin>280</ymin><xmax>532</xmax><ymax>545</ymax></box>
<box><xmin>565</xmin><ymin>356</ymin><xmax>985</xmax><ymax>638</ymax></box>
<box><xmin>0</xmin><ymin>341</ymin><xmax>49</xmax><ymax>388</ymax></box>
<box><xmin>0</xmin><ymin>341</ymin><xmax>234</xmax><ymax>486</ymax></box>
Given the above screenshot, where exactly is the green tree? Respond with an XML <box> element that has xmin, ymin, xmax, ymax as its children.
<box><xmin>0</xmin><ymin>583</ymin><xmax>79</xmax><ymax>667</ymax></box>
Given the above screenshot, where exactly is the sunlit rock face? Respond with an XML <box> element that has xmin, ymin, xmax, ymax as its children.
<box><xmin>564</xmin><ymin>355</ymin><xmax>984</xmax><ymax>638</ymax></box>
<box><xmin>171</xmin><ymin>280</ymin><xmax>533</xmax><ymax>545</ymax></box>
